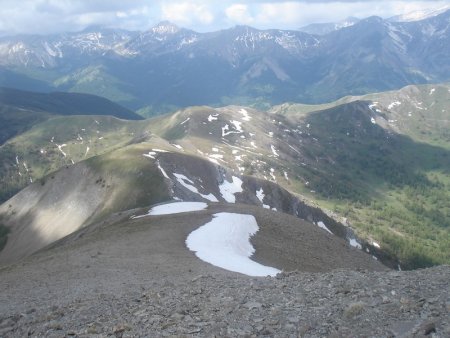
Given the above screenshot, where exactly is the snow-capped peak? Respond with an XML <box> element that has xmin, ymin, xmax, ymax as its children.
<box><xmin>151</xmin><ymin>21</ymin><xmax>180</xmax><ymax>35</ymax></box>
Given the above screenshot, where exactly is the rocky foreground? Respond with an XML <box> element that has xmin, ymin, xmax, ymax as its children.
<box><xmin>0</xmin><ymin>266</ymin><xmax>449</xmax><ymax>337</ymax></box>
<box><xmin>0</xmin><ymin>204</ymin><xmax>448</xmax><ymax>337</ymax></box>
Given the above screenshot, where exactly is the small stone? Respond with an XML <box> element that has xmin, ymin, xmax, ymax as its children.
<box><xmin>288</xmin><ymin>316</ymin><xmax>300</xmax><ymax>323</ymax></box>
<box><xmin>48</xmin><ymin>320</ymin><xmax>63</xmax><ymax>330</ymax></box>
<box><xmin>267</xmin><ymin>318</ymin><xmax>279</xmax><ymax>326</ymax></box>
<box><xmin>414</xmin><ymin>321</ymin><xmax>436</xmax><ymax>337</ymax></box>
<box><xmin>171</xmin><ymin>312</ymin><xmax>184</xmax><ymax>320</ymax></box>
<box><xmin>343</xmin><ymin>302</ymin><xmax>365</xmax><ymax>319</ymax></box>
<box><xmin>244</xmin><ymin>301</ymin><xmax>262</xmax><ymax>310</ymax></box>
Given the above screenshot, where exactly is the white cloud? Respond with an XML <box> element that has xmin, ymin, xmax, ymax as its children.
<box><xmin>257</xmin><ymin>2</ymin><xmax>304</xmax><ymax>25</ymax></box>
<box><xmin>0</xmin><ymin>0</ymin><xmax>448</xmax><ymax>34</ymax></box>
<box><xmin>225</xmin><ymin>4</ymin><xmax>254</xmax><ymax>24</ymax></box>
<box><xmin>161</xmin><ymin>2</ymin><xmax>214</xmax><ymax>26</ymax></box>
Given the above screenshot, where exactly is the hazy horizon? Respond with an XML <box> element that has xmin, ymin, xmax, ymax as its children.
<box><xmin>0</xmin><ymin>0</ymin><xmax>448</xmax><ymax>35</ymax></box>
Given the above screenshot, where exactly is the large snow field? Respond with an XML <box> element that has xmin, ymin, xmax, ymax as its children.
<box><xmin>186</xmin><ymin>212</ymin><xmax>280</xmax><ymax>277</ymax></box>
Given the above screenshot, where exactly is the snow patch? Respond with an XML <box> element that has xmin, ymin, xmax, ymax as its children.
<box><xmin>239</xmin><ymin>108</ymin><xmax>252</xmax><ymax>121</ymax></box>
<box><xmin>429</xmin><ymin>88</ymin><xmax>435</xmax><ymax>95</ymax></box>
<box><xmin>368</xmin><ymin>103</ymin><xmax>378</xmax><ymax>111</ymax></box>
<box><xmin>172</xmin><ymin>144</ymin><xmax>184</xmax><ymax>150</ymax></box>
<box><xmin>57</xmin><ymin>144</ymin><xmax>67</xmax><ymax>157</ymax></box>
<box><xmin>230</xmin><ymin>120</ymin><xmax>243</xmax><ymax>133</ymax></box>
<box><xmin>270</xmin><ymin>168</ymin><xmax>276</xmax><ymax>181</ymax></box>
<box><xmin>221</xmin><ymin>124</ymin><xmax>229</xmax><ymax>136</ymax></box>
<box><xmin>256</xmin><ymin>188</ymin><xmax>271</xmax><ymax>209</ymax></box>
<box><xmin>207</xmin><ymin>114</ymin><xmax>218</xmax><ymax>122</ymax></box>
<box><xmin>222</xmin><ymin>121</ymin><xmax>244</xmax><ymax>137</ymax></box>
<box><xmin>349</xmin><ymin>238</ymin><xmax>362</xmax><ymax>249</ymax></box>
<box><xmin>157</xmin><ymin>161</ymin><xmax>170</xmax><ymax>179</ymax></box>
<box><xmin>180</xmin><ymin>117</ymin><xmax>190</xmax><ymax>125</ymax></box>
<box><xmin>133</xmin><ymin>202</ymin><xmax>208</xmax><ymax>218</ymax></box>
<box><xmin>371</xmin><ymin>117</ymin><xmax>376</xmax><ymax>124</ymax></box>
<box><xmin>372</xmin><ymin>241</ymin><xmax>381</xmax><ymax>249</ymax></box>
<box><xmin>256</xmin><ymin>188</ymin><xmax>265</xmax><ymax>203</ymax></box>
<box><xmin>186</xmin><ymin>212</ymin><xmax>280</xmax><ymax>277</ymax></box>
<box><xmin>174</xmin><ymin>173</ymin><xmax>218</xmax><ymax>202</ymax></box>
<box><xmin>317</xmin><ymin>221</ymin><xmax>333</xmax><ymax>234</ymax></box>
<box><xmin>143</xmin><ymin>151</ymin><xmax>156</xmax><ymax>159</ymax></box>
<box><xmin>219</xmin><ymin>176</ymin><xmax>243</xmax><ymax>203</ymax></box>
<box><xmin>270</xmin><ymin>145</ymin><xmax>279</xmax><ymax>157</ymax></box>
<box><xmin>388</xmin><ymin>101</ymin><xmax>401</xmax><ymax>110</ymax></box>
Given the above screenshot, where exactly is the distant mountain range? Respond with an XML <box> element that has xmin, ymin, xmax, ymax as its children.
<box><xmin>298</xmin><ymin>17</ymin><xmax>360</xmax><ymax>35</ymax></box>
<box><xmin>0</xmin><ymin>10</ymin><xmax>449</xmax><ymax>114</ymax></box>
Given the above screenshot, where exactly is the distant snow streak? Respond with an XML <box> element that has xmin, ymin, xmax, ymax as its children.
<box><xmin>180</xmin><ymin>117</ymin><xmax>190</xmax><ymax>125</ymax></box>
<box><xmin>174</xmin><ymin>173</ymin><xmax>218</xmax><ymax>202</ymax></box>
<box><xmin>239</xmin><ymin>108</ymin><xmax>252</xmax><ymax>121</ymax></box>
<box><xmin>271</xmin><ymin>145</ymin><xmax>279</xmax><ymax>157</ymax></box>
<box><xmin>349</xmin><ymin>238</ymin><xmax>362</xmax><ymax>249</ymax></box>
<box><xmin>317</xmin><ymin>221</ymin><xmax>333</xmax><ymax>234</ymax></box>
<box><xmin>157</xmin><ymin>161</ymin><xmax>169</xmax><ymax>179</ymax></box>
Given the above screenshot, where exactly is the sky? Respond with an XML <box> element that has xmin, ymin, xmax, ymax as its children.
<box><xmin>0</xmin><ymin>0</ymin><xmax>449</xmax><ymax>35</ymax></box>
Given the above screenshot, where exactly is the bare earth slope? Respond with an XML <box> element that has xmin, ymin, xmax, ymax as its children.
<box><xmin>0</xmin><ymin>204</ymin><xmax>448</xmax><ymax>336</ymax></box>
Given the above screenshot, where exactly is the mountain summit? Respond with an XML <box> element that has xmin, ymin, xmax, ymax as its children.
<box><xmin>151</xmin><ymin>21</ymin><xmax>181</xmax><ymax>35</ymax></box>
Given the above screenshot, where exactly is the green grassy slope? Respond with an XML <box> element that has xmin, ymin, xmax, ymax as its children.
<box><xmin>272</xmin><ymin>84</ymin><xmax>450</xmax><ymax>269</ymax></box>
<box><xmin>0</xmin><ymin>114</ymin><xmax>154</xmax><ymax>202</ymax></box>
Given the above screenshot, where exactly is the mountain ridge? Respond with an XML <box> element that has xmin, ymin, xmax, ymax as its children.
<box><xmin>1</xmin><ymin>83</ymin><xmax>450</xmax><ymax>269</ymax></box>
<box><xmin>0</xmin><ymin>10</ymin><xmax>449</xmax><ymax>113</ymax></box>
